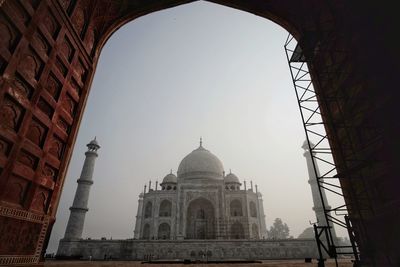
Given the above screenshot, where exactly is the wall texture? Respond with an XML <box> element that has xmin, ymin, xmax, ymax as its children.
<box><xmin>57</xmin><ymin>239</ymin><xmax>318</xmax><ymax>260</ymax></box>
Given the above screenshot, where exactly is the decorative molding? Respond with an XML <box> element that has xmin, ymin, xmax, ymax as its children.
<box><xmin>0</xmin><ymin>206</ymin><xmax>44</xmax><ymax>223</ymax></box>
<box><xmin>0</xmin><ymin>207</ymin><xmax>50</xmax><ymax>265</ymax></box>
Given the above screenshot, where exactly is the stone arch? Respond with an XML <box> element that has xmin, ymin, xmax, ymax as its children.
<box><xmin>230</xmin><ymin>199</ymin><xmax>243</xmax><ymax>217</ymax></box>
<box><xmin>249</xmin><ymin>201</ymin><xmax>257</xmax><ymax>217</ymax></box>
<box><xmin>144</xmin><ymin>201</ymin><xmax>153</xmax><ymax>218</ymax></box>
<box><xmin>157</xmin><ymin>222</ymin><xmax>171</xmax><ymax>239</ymax></box>
<box><xmin>252</xmin><ymin>223</ymin><xmax>259</xmax><ymax>239</ymax></box>
<box><xmin>230</xmin><ymin>221</ymin><xmax>245</xmax><ymax>239</ymax></box>
<box><xmin>159</xmin><ymin>199</ymin><xmax>172</xmax><ymax>217</ymax></box>
<box><xmin>142</xmin><ymin>223</ymin><xmax>151</xmax><ymax>240</ymax></box>
<box><xmin>186</xmin><ymin>197</ymin><xmax>215</xmax><ymax>239</ymax></box>
<box><xmin>0</xmin><ymin>1</ymin><xmax>395</xmax><ymax>265</ymax></box>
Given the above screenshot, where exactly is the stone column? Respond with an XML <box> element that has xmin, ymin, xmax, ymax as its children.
<box><xmin>257</xmin><ymin>192</ymin><xmax>267</xmax><ymax>238</ymax></box>
<box><xmin>63</xmin><ymin>138</ymin><xmax>100</xmax><ymax>240</ymax></box>
<box><xmin>302</xmin><ymin>141</ymin><xmax>338</xmax><ymax>240</ymax></box>
<box><xmin>134</xmin><ymin>193</ymin><xmax>144</xmax><ymax>239</ymax></box>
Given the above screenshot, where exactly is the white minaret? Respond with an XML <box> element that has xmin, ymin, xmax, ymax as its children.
<box><xmin>63</xmin><ymin>137</ymin><xmax>100</xmax><ymax>239</ymax></box>
<box><xmin>133</xmin><ymin>193</ymin><xmax>144</xmax><ymax>239</ymax></box>
<box><xmin>302</xmin><ymin>140</ymin><xmax>338</xmax><ymax>241</ymax></box>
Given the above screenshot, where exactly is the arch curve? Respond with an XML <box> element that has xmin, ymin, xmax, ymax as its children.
<box><xmin>159</xmin><ymin>199</ymin><xmax>172</xmax><ymax>217</ymax></box>
<box><xmin>94</xmin><ymin>1</ymin><xmax>302</xmax><ymax>65</ymax></box>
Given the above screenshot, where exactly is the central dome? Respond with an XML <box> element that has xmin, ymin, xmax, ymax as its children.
<box><xmin>177</xmin><ymin>143</ymin><xmax>224</xmax><ymax>179</ymax></box>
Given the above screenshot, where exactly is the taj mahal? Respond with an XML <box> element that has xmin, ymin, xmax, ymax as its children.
<box><xmin>133</xmin><ymin>139</ymin><xmax>267</xmax><ymax>241</ymax></box>
<box><xmin>56</xmin><ymin>139</ymin><xmax>318</xmax><ymax>261</ymax></box>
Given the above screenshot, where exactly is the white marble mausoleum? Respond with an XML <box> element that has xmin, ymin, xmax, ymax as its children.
<box><xmin>133</xmin><ymin>140</ymin><xmax>267</xmax><ymax>240</ymax></box>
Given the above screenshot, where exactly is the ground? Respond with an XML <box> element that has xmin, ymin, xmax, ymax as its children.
<box><xmin>44</xmin><ymin>259</ymin><xmax>354</xmax><ymax>267</ymax></box>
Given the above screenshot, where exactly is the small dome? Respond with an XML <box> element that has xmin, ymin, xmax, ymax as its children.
<box><xmin>177</xmin><ymin>143</ymin><xmax>224</xmax><ymax>179</ymax></box>
<box><xmin>162</xmin><ymin>173</ymin><xmax>177</xmax><ymax>184</ymax></box>
<box><xmin>89</xmin><ymin>139</ymin><xmax>99</xmax><ymax>146</ymax></box>
<box><xmin>225</xmin><ymin>172</ymin><xmax>240</xmax><ymax>184</ymax></box>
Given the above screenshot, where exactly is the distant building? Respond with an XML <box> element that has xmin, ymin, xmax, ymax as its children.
<box><xmin>134</xmin><ymin>140</ymin><xmax>267</xmax><ymax>240</ymax></box>
<box><xmin>57</xmin><ymin>139</ymin><xmax>317</xmax><ymax>260</ymax></box>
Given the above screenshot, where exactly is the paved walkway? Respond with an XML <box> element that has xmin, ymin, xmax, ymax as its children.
<box><xmin>44</xmin><ymin>259</ymin><xmax>353</xmax><ymax>267</ymax></box>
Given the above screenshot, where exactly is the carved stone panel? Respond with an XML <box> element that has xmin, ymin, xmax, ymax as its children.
<box><xmin>13</xmin><ymin>75</ymin><xmax>34</xmax><ymax>100</ymax></box>
<box><xmin>85</xmin><ymin>27</ymin><xmax>96</xmax><ymax>54</ymax></box>
<box><xmin>62</xmin><ymin>93</ymin><xmax>76</xmax><ymax>118</ymax></box>
<box><xmin>26</xmin><ymin>118</ymin><xmax>47</xmax><ymax>148</ymax></box>
<box><xmin>71</xmin><ymin>4</ymin><xmax>86</xmax><ymax>37</ymax></box>
<box><xmin>56</xmin><ymin>117</ymin><xmax>70</xmax><ymax>134</ymax></box>
<box><xmin>17</xmin><ymin>47</ymin><xmax>44</xmax><ymax>82</ymax></box>
<box><xmin>42</xmin><ymin>9</ymin><xmax>60</xmax><ymax>39</ymax></box>
<box><xmin>33</xmin><ymin>29</ymin><xmax>51</xmax><ymax>56</ymax></box>
<box><xmin>55</xmin><ymin>57</ymin><xmax>68</xmax><ymax>77</ymax></box>
<box><xmin>45</xmin><ymin>73</ymin><xmax>62</xmax><ymax>100</ymax></box>
<box><xmin>0</xmin><ymin>137</ymin><xmax>12</xmax><ymax>157</ymax></box>
<box><xmin>75</xmin><ymin>59</ymin><xmax>87</xmax><ymax>83</ymax></box>
<box><xmin>3</xmin><ymin>174</ymin><xmax>29</xmax><ymax>206</ymax></box>
<box><xmin>60</xmin><ymin>36</ymin><xmax>75</xmax><ymax>63</ymax></box>
<box><xmin>42</xmin><ymin>164</ymin><xmax>58</xmax><ymax>183</ymax></box>
<box><xmin>0</xmin><ymin>95</ymin><xmax>25</xmax><ymax>132</ymax></box>
<box><xmin>36</xmin><ymin>97</ymin><xmax>54</xmax><ymax>119</ymax></box>
<box><xmin>7</xmin><ymin>1</ymin><xmax>31</xmax><ymax>27</ymax></box>
<box><xmin>0</xmin><ymin>13</ymin><xmax>21</xmax><ymax>53</ymax></box>
<box><xmin>0</xmin><ymin>216</ymin><xmax>41</xmax><ymax>255</ymax></box>
<box><xmin>48</xmin><ymin>135</ymin><xmax>64</xmax><ymax>160</ymax></box>
<box><xmin>31</xmin><ymin>187</ymin><xmax>49</xmax><ymax>213</ymax></box>
<box><xmin>17</xmin><ymin>150</ymin><xmax>38</xmax><ymax>170</ymax></box>
<box><xmin>69</xmin><ymin>77</ymin><xmax>81</xmax><ymax>96</ymax></box>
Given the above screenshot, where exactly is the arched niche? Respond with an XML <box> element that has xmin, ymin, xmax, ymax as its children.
<box><xmin>186</xmin><ymin>197</ymin><xmax>215</xmax><ymax>239</ymax></box>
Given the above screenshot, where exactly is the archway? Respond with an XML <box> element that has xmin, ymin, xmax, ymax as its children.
<box><xmin>159</xmin><ymin>200</ymin><xmax>172</xmax><ymax>217</ymax></box>
<box><xmin>249</xmin><ymin>201</ymin><xmax>257</xmax><ymax>218</ymax></box>
<box><xmin>230</xmin><ymin>221</ymin><xmax>245</xmax><ymax>239</ymax></box>
<box><xmin>142</xmin><ymin>224</ymin><xmax>151</xmax><ymax>240</ymax></box>
<box><xmin>186</xmin><ymin>198</ymin><xmax>215</xmax><ymax>239</ymax></box>
<box><xmin>252</xmin><ymin>223</ymin><xmax>259</xmax><ymax>239</ymax></box>
<box><xmin>0</xmin><ymin>0</ymin><xmax>397</xmax><ymax>265</ymax></box>
<box><xmin>157</xmin><ymin>223</ymin><xmax>171</xmax><ymax>240</ymax></box>
<box><xmin>230</xmin><ymin>199</ymin><xmax>243</xmax><ymax>217</ymax></box>
<box><xmin>144</xmin><ymin>202</ymin><xmax>153</xmax><ymax>218</ymax></box>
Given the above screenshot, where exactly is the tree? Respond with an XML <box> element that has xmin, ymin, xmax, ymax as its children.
<box><xmin>267</xmin><ymin>218</ymin><xmax>290</xmax><ymax>239</ymax></box>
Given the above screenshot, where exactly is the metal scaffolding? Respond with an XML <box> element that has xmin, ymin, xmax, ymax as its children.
<box><xmin>284</xmin><ymin>34</ymin><xmax>361</xmax><ymax>266</ymax></box>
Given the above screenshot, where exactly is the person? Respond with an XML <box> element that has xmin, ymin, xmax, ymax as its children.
<box><xmin>89</xmin><ymin>255</ymin><xmax>92</xmax><ymax>261</ymax></box>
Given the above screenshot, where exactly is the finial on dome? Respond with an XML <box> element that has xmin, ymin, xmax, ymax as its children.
<box><xmin>170</xmin><ymin>169</ymin><xmax>173</xmax><ymax>174</ymax></box>
<box><xmin>200</xmin><ymin>137</ymin><xmax>203</xmax><ymax>147</ymax></box>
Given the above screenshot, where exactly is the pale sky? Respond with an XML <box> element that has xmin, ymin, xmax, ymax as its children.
<box><xmin>48</xmin><ymin>1</ymin><xmax>347</xmax><ymax>253</ymax></box>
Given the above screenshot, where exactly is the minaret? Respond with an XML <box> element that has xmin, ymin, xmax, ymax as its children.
<box><xmin>302</xmin><ymin>140</ymin><xmax>338</xmax><ymax>240</ymax></box>
<box><xmin>133</xmin><ymin>193</ymin><xmax>144</xmax><ymax>238</ymax></box>
<box><xmin>63</xmin><ymin>137</ymin><xmax>100</xmax><ymax>239</ymax></box>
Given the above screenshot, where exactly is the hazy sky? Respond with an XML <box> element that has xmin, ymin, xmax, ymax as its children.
<box><xmin>48</xmin><ymin>1</ymin><xmax>346</xmax><ymax>253</ymax></box>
